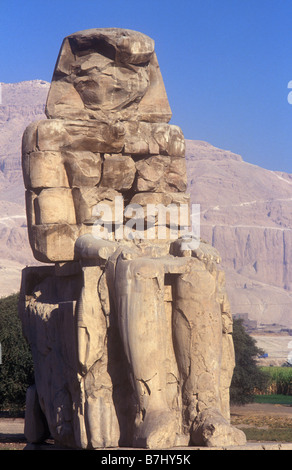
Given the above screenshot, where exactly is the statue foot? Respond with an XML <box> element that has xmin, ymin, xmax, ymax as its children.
<box><xmin>133</xmin><ymin>409</ymin><xmax>177</xmax><ymax>449</ymax></box>
<box><xmin>191</xmin><ymin>409</ymin><xmax>246</xmax><ymax>447</ymax></box>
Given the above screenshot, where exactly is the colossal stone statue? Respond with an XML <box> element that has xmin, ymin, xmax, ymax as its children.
<box><xmin>19</xmin><ymin>28</ymin><xmax>246</xmax><ymax>449</ymax></box>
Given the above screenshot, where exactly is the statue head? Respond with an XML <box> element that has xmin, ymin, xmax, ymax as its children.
<box><xmin>46</xmin><ymin>28</ymin><xmax>172</xmax><ymax>123</ymax></box>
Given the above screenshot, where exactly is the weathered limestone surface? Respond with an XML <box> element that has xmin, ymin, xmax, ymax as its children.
<box><xmin>19</xmin><ymin>28</ymin><xmax>246</xmax><ymax>449</ymax></box>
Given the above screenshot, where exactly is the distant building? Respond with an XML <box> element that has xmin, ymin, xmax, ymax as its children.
<box><xmin>233</xmin><ymin>313</ymin><xmax>258</xmax><ymax>330</ymax></box>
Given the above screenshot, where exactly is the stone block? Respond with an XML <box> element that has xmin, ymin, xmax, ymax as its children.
<box><xmin>22</xmin><ymin>120</ymin><xmax>39</xmax><ymax>154</ymax></box>
<box><xmin>35</xmin><ymin>119</ymin><xmax>125</xmax><ymax>154</ymax></box>
<box><xmin>135</xmin><ymin>154</ymin><xmax>187</xmax><ymax>192</ymax></box>
<box><xmin>63</xmin><ymin>150</ymin><xmax>102</xmax><ymax>187</ymax></box>
<box><xmin>72</xmin><ymin>187</ymin><xmax>120</xmax><ymax>224</ymax></box>
<box><xmin>101</xmin><ymin>154</ymin><xmax>136</xmax><ymax>191</ymax></box>
<box><xmin>34</xmin><ymin>188</ymin><xmax>76</xmax><ymax>225</ymax></box>
<box><xmin>124</xmin><ymin>122</ymin><xmax>185</xmax><ymax>157</ymax></box>
<box><xmin>23</xmin><ymin>151</ymin><xmax>69</xmax><ymax>189</ymax></box>
<box><xmin>28</xmin><ymin>223</ymin><xmax>84</xmax><ymax>263</ymax></box>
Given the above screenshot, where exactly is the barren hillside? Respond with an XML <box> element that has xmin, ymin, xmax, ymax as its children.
<box><xmin>186</xmin><ymin>140</ymin><xmax>292</xmax><ymax>327</ymax></box>
<box><xmin>0</xmin><ymin>81</ymin><xmax>50</xmax><ymax>296</ymax></box>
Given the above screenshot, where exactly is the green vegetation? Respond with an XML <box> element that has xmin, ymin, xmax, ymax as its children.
<box><xmin>259</xmin><ymin>366</ymin><xmax>292</xmax><ymax>396</ymax></box>
<box><xmin>230</xmin><ymin>327</ymin><xmax>292</xmax><ymax>442</ymax></box>
<box><xmin>242</xmin><ymin>426</ymin><xmax>292</xmax><ymax>443</ymax></box>
<box><xmin>254</xmin><ymin>394</ymin><xmax>292</xmax><ymax>405</ymax></box>
<box><xmin>0</xmin><ymin>293</ymin><xmax>34</xmax><ymax>412</ymax></box>
<box><xmin>231</xmin><ymin>414</ymin><xmax>292</xmax><ymax>443</ymax></box>
<box><xmin>230</xmin><ymin>318</ymin><xmax>270</xmax><ymax>405</ymax></box>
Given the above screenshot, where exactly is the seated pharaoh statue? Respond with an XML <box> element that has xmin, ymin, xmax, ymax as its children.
<box><xmin>19</xmin><ymin>28</ymin><xmax>246</xmax><ymax>449</ymax></box>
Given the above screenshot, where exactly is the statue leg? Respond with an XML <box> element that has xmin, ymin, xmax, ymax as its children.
<box><xmin>173</xmin><ymin>257</ymin><xmax>246</xmax><ymax>447</ymax></box>
<box><xmin>217</xmin><ymin>269</ymin><xmax>236</xmax><ymax>421</ymax></box>
<box><xmin>114</xmin><ymin>251</ymin><xmax>178</xmax><ymax>448</ymax></box>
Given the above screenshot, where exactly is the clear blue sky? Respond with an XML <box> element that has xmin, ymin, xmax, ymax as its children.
<box><xmin>1</xmin><ymin>0</ymin><xmax>292</xmax><ymax>173</ymax></box>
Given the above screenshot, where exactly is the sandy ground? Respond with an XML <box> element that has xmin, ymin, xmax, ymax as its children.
<box><xmin>1</xmin><ymin>404</ymin><xmax>292</xmax><ymax>450</ymax></box>
<box><xmin>231</xmin><ymin>402</ymin><xmax>292</xmax><ymax>417</ymax></box>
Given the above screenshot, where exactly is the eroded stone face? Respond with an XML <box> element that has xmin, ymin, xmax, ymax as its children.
<box><xmin>45</xmin><ymin>28</ymin><xmax>171</xmax><ymax>123</ymax></box>
<box><xmin>20</xmin><ymin>28</ymin><xmax>245</xmax><ymax>451</ymax></box>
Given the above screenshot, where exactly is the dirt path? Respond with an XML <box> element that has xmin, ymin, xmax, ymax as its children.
<box><xmin>0</xmin><ymin>418</ymin><xmax>26</xmax><ymax>450</ymax></box>
<box><xmin>1</xmin><ymin>404</ymin><xmax>292</xmax><ymax>450</ymax></box>
<box><xmin>230</xmin><ymin>403</ymin><xmax>292</xmax><ymax>418</ymax></box>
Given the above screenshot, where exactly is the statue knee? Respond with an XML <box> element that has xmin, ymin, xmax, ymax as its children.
<box><xmin>128</xmin><ymin>258</ymin><xmax>164</xmax><ymax>283</ymax></box>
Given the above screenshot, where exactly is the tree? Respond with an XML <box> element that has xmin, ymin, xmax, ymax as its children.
<box><xmin>230</xmin><ymin>318</ymin><xmax>269</xmax><ymax>405</ymax></box>
<box><xmin>0</xmin><ymin>293</ymin><xmax>34</xmax><ymax>411</ymax></box>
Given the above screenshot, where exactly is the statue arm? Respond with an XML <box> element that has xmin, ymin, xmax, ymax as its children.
<box><xmin>75</xmin><ymin>234</ymin><xmax>117</xmax><ymax>261</ymax></box>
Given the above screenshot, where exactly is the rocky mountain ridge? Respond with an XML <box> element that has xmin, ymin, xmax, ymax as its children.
<box><xmin>185</xmin><ymin>140</ymin><xmax>292</xmax><ymax>327</ymax></box>
<box><xmin>0</xmin><ymin>81</ymin><xmax>50</xmax><ymax>295</ymax></box>
<box><xmin>0</xmin><ymin>80</ymin><xmax>291</xmax><ymax>328</ymax></box>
